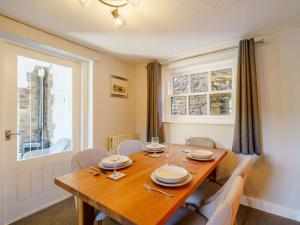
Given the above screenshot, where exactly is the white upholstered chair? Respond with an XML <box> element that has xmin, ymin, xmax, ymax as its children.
<box><xmin>186</xmin><ymin>137</ymin><xmax>216</xmax><ymax>149</ymax></box>
<box><xmin>117</xmin><ymin>139</ymin><xmax>145</xmax><ymax>155</ymax></box>
<box><xmin>185</xmin><ymin>157</ymin><xmax>253</xmax><ymax>208</ymax></box>
<box><xmin>166</xmin><ymin>176</ymin><xmax>244</xmax><ymax>225</ymax></box>
<box><xmin>71</xmin><ymin>148</ymin><xmax>109</xmax><ymax>225</ymax></box>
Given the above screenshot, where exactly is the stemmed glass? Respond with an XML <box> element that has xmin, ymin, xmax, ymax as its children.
<box><xmin>151</xmin><ymin>137</ymin><xmax>159</xmax><ymax>157</ymax></box>
<box><xmin>184</xmin><ymin>135</ymin><xmax>191</xmax><ymax>153</ymax></box>
<box><xmin>109</xmin><ymin>148</ymin><xmax>120</xmax><ymax>178</ymax></box>
<box><xmin>165</xmin><ymin>143</ymin><xmax>172</xmax><ymax>166</ymax></box>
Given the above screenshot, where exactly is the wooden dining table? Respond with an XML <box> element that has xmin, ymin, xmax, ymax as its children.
<box><xmin>55</xmin><ymin>144</ymin><xmax>227</xmax><ymax>225</ymax></box>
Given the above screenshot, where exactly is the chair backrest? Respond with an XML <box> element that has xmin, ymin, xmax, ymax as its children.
<box><xmin>204</xmin><ymin>157</ymin><xmax>253</xmax><ymax>205</ymax></box>
<box><xmin>117</xmin><ymin>140</ymin><xmax>145</xmax><ymax>155</ymax></box>
<box><xmin>71</xmin><ymin>148</ymin><xmax>109</xmax><ymax>172</ymax></box>
<box><xmin>223</xmin><ymin>176</ymin><xmax>244</xmax><ymax>225</ymax></box>
<box><xmin>200</xmin><ymin>176</ymin><xmax>244</xmax><ymax>224</ymax></box>
<box><xmin>230</xmin><ymin>156</ymin><xmax>253</xmax><ymax>183</ymax></box>
<box><xmin>206</xmin><ymin>203</ymin><xmax>231</xmax><ymax>225</ymax></box>
<box><xmin>186</xmin><ymin>137</ymin><xmax>216</xmax><ymax>149</ymax></box>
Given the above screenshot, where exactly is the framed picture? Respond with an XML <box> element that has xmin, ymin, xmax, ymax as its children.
<box><xmin>110</xmin><ymin>75</ymin><xmax>129</xmax><ymax>98</ymax></box>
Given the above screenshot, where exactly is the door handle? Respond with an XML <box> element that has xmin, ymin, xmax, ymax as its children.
<box><xmin>5</xmin><ymin>130</ymin><xmax>22</xmax><ymax>140</ymax></box>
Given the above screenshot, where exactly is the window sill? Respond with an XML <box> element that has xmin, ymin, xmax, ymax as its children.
<box><xmin>163</xmin><ymin>118</ymin><xmax>235</xmax><ymax>125</ymax></box>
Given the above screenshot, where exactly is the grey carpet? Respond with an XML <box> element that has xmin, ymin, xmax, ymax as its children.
<box><xmin>10</xmin><ymin>198</ymin><xmax>300</xmax><ymax>225</ymax></box>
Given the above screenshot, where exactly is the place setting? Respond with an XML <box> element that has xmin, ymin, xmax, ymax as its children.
<box><xmin>144</xmin><ymin>136</ymin><xmax>165</xmax><ymax>158</ymax></box>
<box><xmin>98</xmin><ymin>148</ymin><xmax>133</xmax><ymax>180</ymax></box>
<box><xmin>144</xmin><ymin>144</ymin><xmax>194</xmax><ymax>198</ymax></box>
<box><xmin>184</xmin><ymin>149</ymin><xmax>216</xmax><ymax>163</ymax></box>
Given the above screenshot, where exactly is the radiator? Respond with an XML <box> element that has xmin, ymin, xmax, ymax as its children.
<box><xmin>108</xmin><ymin>133</ymin><xmax>139</xmax><ymax>151</ymax></box>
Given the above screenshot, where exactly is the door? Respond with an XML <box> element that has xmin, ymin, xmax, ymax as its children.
<box><xmin>2</xmin><ymin>43</ymin><xmax>82</xmax><ymax>224</ymax></box>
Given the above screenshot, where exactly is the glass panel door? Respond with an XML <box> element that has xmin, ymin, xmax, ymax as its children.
<box><xmin>3</xmin><ymin>42</ymin><xmax>81</xmax><ymax>225</ymax></box>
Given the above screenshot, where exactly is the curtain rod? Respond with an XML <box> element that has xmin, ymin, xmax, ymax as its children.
<box><xmin>161</xmin><ymin>39</ymin><xmax>265</xmax><ymax>65</ymax></box>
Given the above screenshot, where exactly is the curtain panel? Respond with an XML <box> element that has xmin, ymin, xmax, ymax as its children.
<box><xmin>146</xmin><ymin>62</ymin><xmax>164</xmax><ymax>142</ymax></box>
<box><xmin>233</xmin><ymin>38</ymin><xmax>261</xmax><ymax>155</ymax></box>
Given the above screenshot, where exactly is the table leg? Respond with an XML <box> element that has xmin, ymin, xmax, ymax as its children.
<box><xmin>77</xmin><ymin>198</ymin><xmax>94</xmax><ymax>225</ymax></box>
<box><xmin>209</xmin><ymin>167</ymin><xmax>217</xmax><ymax>182</ymax></box>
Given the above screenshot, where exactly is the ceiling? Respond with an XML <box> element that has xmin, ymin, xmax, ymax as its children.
<box><xmin>0</xmin><ymin>0</ymin><xmax>300</xmax><ymax>60</ymax></box>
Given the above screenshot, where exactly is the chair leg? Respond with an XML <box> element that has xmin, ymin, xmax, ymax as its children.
<box><xmin>97</xmin><ymin>221</ymin><xmax>103</xmax><ymax>225</ymax></box>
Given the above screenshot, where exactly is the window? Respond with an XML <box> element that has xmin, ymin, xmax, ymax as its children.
<box><xmin>164</xmin><ymin>60</ymin><xmax>236</xmax><ymax>124</ymax></box>
<box><xmin>17</xmin><ymin>56</ymin><xmax>73</xmax><ymax>160</ymax></box>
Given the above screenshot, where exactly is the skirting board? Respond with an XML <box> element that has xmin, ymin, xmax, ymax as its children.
<box><xmin>4</xmin><ymin>193</ymin><xmax>71</xmax><ymax>225</ymax></box>
<box><xmin>241</xmin><ymin>195</ymin><xmax>300</xmax><ymax>222</ymax></box>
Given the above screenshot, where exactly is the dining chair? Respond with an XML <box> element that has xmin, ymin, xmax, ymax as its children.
<box><xmin>166</xmin><ymin>176</ymin><xmax>244</xmax><ymax>225</ymax></box>
<box><xmin>117</xmin><ymin>139</ymin><xmax>145</xmax><ymax>155</ymax></box>
<box><xmin>71</xmin><ymin>148</ymin><xmax>109</xmax><ymax>225</ymax></box>
<box><xmin>186</xmin><ymin>137</ymin><xmax>216</xmax><ymax>149</ymax></box>
<box><xmin>185</xmin><ymin>156</ymin><xmax>253</xmax><ymax>208</ymax></box>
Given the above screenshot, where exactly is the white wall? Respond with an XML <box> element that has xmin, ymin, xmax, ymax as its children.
<box><xmin>135</xmin><ymin>27</ymin><xmax>300</xmax><ymax>219</ymax></box>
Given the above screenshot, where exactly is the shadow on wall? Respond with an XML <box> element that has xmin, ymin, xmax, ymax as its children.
<box><xmin>218</xmin><ymin>152</ymin><xmax>273</xmax><ymax>200</ymax></box>
<box><xmin>244</xmin><ymin>155</ymin><xmax>273</xmax><ymax>199</ymax></box>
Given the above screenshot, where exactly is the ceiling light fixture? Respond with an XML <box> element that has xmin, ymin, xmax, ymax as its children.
<box><xmin>111</xmin><ymin>8</ymin><xmax>127</xmax><ymax>28</ymax></box>
<box><xmin>78</xmin><ymin>0</ymin><xmax>141</xmax><ymax>28</ymax></box>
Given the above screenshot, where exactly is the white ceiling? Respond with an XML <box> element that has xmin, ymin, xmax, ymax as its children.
<box><xmin>0</xmin><ymin>0</ymin><xmax>300</xmax><ymax>60</ymax></box>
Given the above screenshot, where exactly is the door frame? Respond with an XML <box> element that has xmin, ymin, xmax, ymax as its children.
<box><xmin>0</xmin><ymin>39</ymin><xmax>93</xmax><ymax>225</ymax></box>
<box><xmin>0</xmin><ymin>39</ymin><xmax>5</xmax><ymax>225</ymax></box>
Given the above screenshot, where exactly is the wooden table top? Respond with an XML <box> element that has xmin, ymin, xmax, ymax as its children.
<box><xmin>55</xmin><ymin>145</ymin><xmax>227</xmax><ymax>225</ymax></box>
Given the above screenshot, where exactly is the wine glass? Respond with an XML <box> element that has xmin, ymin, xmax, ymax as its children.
<box><xmin>109</xmin><ymin>148</ymin><xmax>120</xmax><ymax>178</ymax></box>
<box><xmin>164</xmin><ymin>143</ymin><xmax>172</xmax><ymax>166</ymax></box>
<box><xmin>184</xmin><ymin>135</ymin><xmax>191</xmax><ymax>153</ymax></box>
<box><xmin>151</xmin><ymin>136</ymin><xmax>159</xmax><ymax>157</ymax></box>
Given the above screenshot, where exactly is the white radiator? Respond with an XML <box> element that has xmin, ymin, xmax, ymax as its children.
<box><xmin>108</xmin><ymin>133</ymin><xmax>139</xmax><ymax>151</ymax></box>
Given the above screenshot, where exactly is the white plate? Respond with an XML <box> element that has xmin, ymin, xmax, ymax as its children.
<box><xmin>145</xmin><ymin>144</ymin><xmax>165</xmax><ymax>150</ymax></box>
<box><xmin>154</xmin><ymin>165</ymin><xmax>188</xmax><ymax>184</ymax></box>
<box><xmin>190</xmin><ymin>150</ymin><xmax>214</xmax><ymax>159</ymax></box>
<box><xmin>187</xmin><ymin>153</ymin><xmax>215</xmax><ymax>161</ymax></box>
<box><xmin>144</xmin><ymin>148</ymin><xmax>164</xmax><ymax>153</ymax></box>
<box><xmin>99</xmin><ymin>159</ymin><xmax>133</xmax><ymax>170</ymax></box>
<box><xmin>151</xmin><ymin>172</ymin><xmax>192</xmax><ymax>187</ymax></box>
<box><xmin>100</xmin><ymin>155</ymin><xmax>129</xmax><ymax>168</ymax></box>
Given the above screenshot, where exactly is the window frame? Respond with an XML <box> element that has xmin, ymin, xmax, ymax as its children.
<box><xmin>163</xmin><ymin>59</ymin><xmax>237</xmax><ymax>124</ymax></box>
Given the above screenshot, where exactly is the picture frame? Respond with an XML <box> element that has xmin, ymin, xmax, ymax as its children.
<box><xmin>109</xmin><ymin>75</ymin><xmax>129</xmax><ymax>98</ymax></box>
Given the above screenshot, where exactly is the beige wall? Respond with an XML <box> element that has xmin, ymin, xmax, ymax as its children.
<box><xmin>135</xmin><ymin>27</ymin><xmax>300</xmax><ymax>215</ymax></box>
<box><xmin>93</xmin><ymin>56</ymin><xmax>136</xmax><ymax>148</ymax></box>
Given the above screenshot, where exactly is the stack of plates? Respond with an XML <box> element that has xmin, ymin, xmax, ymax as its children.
<box><xmin>99</xmin><ymin>155</ymin><xmax>132</xmax><ymax>170</ymax></box>
<box><xmin>151</xmin><ymin>165</ymin><xmax>192</xmax><ymax>187</ymax></box>
<box><xmin>187</xmin><ymin>150</ymin><xmax>215</xmax><ymax>161</ymax></box>
<box><xmin>145</xmin><ymin>143</ymin><xmax>165</xmax><ymax>153</ymax></box>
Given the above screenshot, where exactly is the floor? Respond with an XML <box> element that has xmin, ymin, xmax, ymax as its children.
<box><xmin>10</xmin><ymin>198</ymin><xmax>300</xmax><ymax>225</ymax></box>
